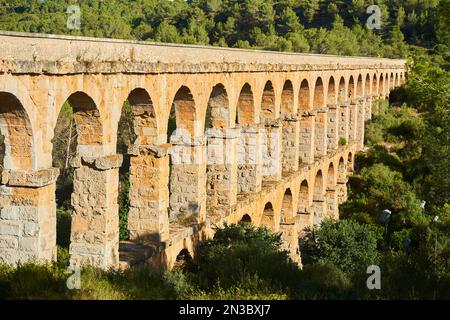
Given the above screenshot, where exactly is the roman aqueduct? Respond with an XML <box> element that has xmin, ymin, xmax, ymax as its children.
<box><xmin>0</xmin><ymin>32</ymin><xmax>407</xmax><ymax>269</ymax></box>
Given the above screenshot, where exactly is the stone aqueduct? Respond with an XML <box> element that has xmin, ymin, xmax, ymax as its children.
<box><xmin>0</xmin><ymin>32</ymin><xmax>407</xmax><ymax>269</ymax></box>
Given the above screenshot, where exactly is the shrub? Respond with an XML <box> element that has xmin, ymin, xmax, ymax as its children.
<box><xmin>191</xmin><ymin>223</ymin><xmax>301</xmax><ymax>294</ymax></box>
<box><xmin>298</xmin><ymin>262</ymin><xmax>353</xmax><ymax>299</ymax></box>
<box><xmin>301</xmin><ymin>219</ymin><xmax>382</xmax><ymax>278</ymax></box>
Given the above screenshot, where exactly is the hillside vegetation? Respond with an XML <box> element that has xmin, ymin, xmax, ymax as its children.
<box><xmin>0</xmin><ymin>0</ymin><xmax>448</xmax><ymax>58</ymax></box>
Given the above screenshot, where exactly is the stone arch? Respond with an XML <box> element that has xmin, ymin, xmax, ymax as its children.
<box><xmin>385</xmin><ymin>73</ymin><xmax>390</xmax><ymax>92</ymax></box>
<box><xmin>326</xmin><ymin>162</ymin><xmax>338</xmax><ymax>219</ymax></box>
<box><xmin>173</xmin><ymin>248</ymin><xmax>193</xmax><ymax>270</ymax></box>
<box><xmin>280</xmin><ymin>188</ymin><xmax>298</xmax><ymax>262</ymax></box>
<box><xmin>312</xmin><ymin>169</ymin><xmax>326</xmax><ymax>224</ymax></box>
<box><xmin>0</xmin><ymin>92</ymin><xmax>34</xmax><ymax>171</ymax></box>
<box><xmin>314</xmin><ymin>170</ymin><xmax>324</xmax><ymax>196</ymax></box>
<box><xmin>55</xmin><ymin>91</ymin><xmax>118</xmax><ymax>268</ymax></box>
<box><xmin>240</xmin><ymin>214</ymin><xmax>252</xmax><ymax>223</ymax></box>
<box><xmin>281</xmin><ymin>80</ymin><xmax>294</xmax><ymax>115</ymax></box>
<box><xmin>313</xmin><ymin>77</ymin><xmax>325</xmax><ymax>108</ymax></box>
<box><xmin>63</xmin><ymin>91</ymin><xmax>103</xmax><ymax>156</ymax></box>
<box><xmin>261</xmin><ymin>81</ymin><xmax>276</xmax><ymax>120</ymax></box>
<box><xmin>206</xmin><ymin>84</ymin><xmax>230</xmax><ymax>129</ymax></box>
<box><xmin>121</xmin><ymin>88</ymin><xmax>157</xmax><ymax>147</ymax></box>
<box><xmin>356</xmin><ymin>74</ymin><xmax>363</xmax><ymax>97</ymax></box>
<box><xmin>348</xmin><ymin>76</ymin><xmax>355</xmax><ymax>100</ymax></box>
<box><xmin>379</xmin><ymin>74</ymin><xmax>385</xmax><ymax>95</ymax></box>
<box><xmin>169</xmin><ymin>86</ymin><xmax>196</xmax><ymax>139</ymax></box>
<box><xmin>390</xmin><ymin>72</ymin><xmax>395</xmax><ymax>88</ymax></box>
<box><xmin>280</xmin><ymin>80</ymin><xmax>298</xmax><ymax>172</ymax></box>
<box><xmin>261</xmin><ymin>80</ymin><xmax>281</xmax><ymax>181</ymax></box>
<box><xmin>327</xmin><ymin>76</ymin><xmax>337</xmax><ymax>105</ymax></box>
<box><xmin>338</xmin><ymin>77</ymin><xmax>346</xmax><ymax>104</ymax></box>
<box><xmin>0</xmin><ymin>92</ymin><xmax>46</xmax><ymax>266</ymax></box>
<box><xmin>372</xmin><ymin>74</ymin><xmax>378</xmax><ymax>96</ymax></box>
<box><xmin>395</xmin><ymin>73</ymin><xmax>399</xmax><ymax>86</ymax></box>
<box><xmin>280</xmin><ymin>188</ymin><xmax>294</xmax><ymax>224</ymax></box>
<box><xmin>338</xmin><ymin>157</ymin><xmax>346</xmax><ymax>178</ymax></box>
<box><xmin>347</xmin><ymin>152</ymin><xmax>354</xmax><ymax>172</ymax></box>
<box><xmin>327</xmin><ymin>162</ymin><xmax>336</xmax><ymax>188</ymax></box>
<box><xmin>236</xmin><ymin>83</ymin><xmax>255</xmax><ymax>125</ymax></box>
<box><xmin>365</xmin><ymin>74</ymin><xmax>371</xmax><ymax>97</ymax></box>
<box><xmin>261</xmin><ymin>202</ymin><xmax>275</xmax><ymax>231</ymax></box>
<box><xmin>168</xmin><ymin>85</ymin><xmax>202</xmax><ymax>223</ymax></box>
<box><xmin>205</xmin><ymin>84</ymin><xmax>236</xmax><ymax>221</ymax></box>
<box><xmin>117</xmin><ymin>88</ymin><xmax>158</xmax><ymax>242</ymax></box>
<box><xmin>298</xmin><ymin>179</ymin><xmax>310</xmax><ymax>213</ymax></box>
<box><xmin>299</xmin><ymin>79</ymin><xmax>311</xmax><ymax>112</ymax></box>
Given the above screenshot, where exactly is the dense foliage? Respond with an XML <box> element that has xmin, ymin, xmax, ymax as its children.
<box><xmin>0</xmin><ymin>0</ymin><xmax>448</xmax><ymax>57</ymax></box>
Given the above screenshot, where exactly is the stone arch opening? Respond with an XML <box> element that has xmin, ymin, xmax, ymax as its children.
<box><xmin>236</xmin><ymin>83</ymin><xmax>254</xmax><ymax>125</ymax></box>
<box><xmin>261</xmin><ymin>202</ymin><xmax>275</xmax><ymax>231</ymax></box>
<box><xmin>327</xmin><ymin>162</ymin><xmax>336</xmax><ymax>188</ymax></box>
<box><xmin>314</xmin><ymin>77</ymin><xmax>327</xmax><ymax>156</ymax></box>
<box><xmin>327</xmin><ymin>77</ymin><xmax>336</xmax><ymax>105</ymax></box>
<box><xmin>379</xmin><ymin>74</ymin><xmax>385</xmax><ymax>96</ymax></box>
<box><xmin>118</xmin><ymin>88</ymin><xmax>158</xmax><ymax>242</ymax></box>
<box><xmin>298</xmin><ymin>179</ymin><xmax>310</xmax><ymax>213</ymax></box>
<box><xmin>356</xmin><ymin>74</ymin><xmax>363</xmax><ymax>97</ymax></box>
<box><xmin>314</xmin><ymin>170</ymin><xmax>324</xmax><ymax>196</ymax></box>
<box><xmin>240</xmin><ymin>214</ymin><xmax>252</xmax><ymax>223</ymax></box>
<box><xmin>395</xmin><ymin>73</ymin><xmax>399</xmax><ymax>86</ymax></box>
<box><xmin>236</xmin><ymin>83</ymin><xmax>260</xmax><ymax>194</ymax></box>
<box><xmin>297</xmin><ymin>179</ymin><xmax>312</xmax><ymax>237</ymax></box>
<box><xmin>312</xmin><ymin>170</ymin><xmax>325</xmax><ymax>224</ymax></box>
<box><xmin>390</xmin><ymin>72</ymin><xmax>395</xmax><ymax>88</ymax></box>
<box><xmin>0</xmin><ymin>93</ymin><xmax>44</xmax><ymax>265</ymax></box>
<box><xmin>0</xmin><ymin>92</ymin><xmax>33</xmax><ymax>171</ymax></box>
<box><xmin>385</xmin><ymin>73</ymin><xmax>389</xmax><ymax>93</ymax></box>
<box><xmin>206</xmin><ymin>84</ymin><xmax>230</xmax><ymax>129</ymax></box>
<box><xmin>261</xmin><ymin>81</ymin><xmax>281</xmax><ymax>181</ymax></box>
<box><xmin>347</xmin><ymin>152</ymin><xmax>354</xmax><ymax>172</ymax></box>
<box><xmin>372</xmin><ymin>74</ymin><xmax>378</xmax><ymax>96</ymax></box>
<box><xmin>365</xmin><ymin>74</ymin><xmax>371</xmax><ymax>97</ymax></box>
<box><xmin>169</xmin><ymin>86</ymin><xmax>196</xmax><ymax>139</ymax></box>
<box><xmin>336</xmin><ymin>156</ymin><xmax>348</xmax><ymax>206</ymax></box>
<box><xmin>313</xmin><ymin>77</ymin><xmax>325</xmax><ymax>108</ymax></box>
<box><xmin>53</xmin><ymin>91</ymin><xmax>112</xmax><ymax>267</ymax></box>
<box><xmin>299</xmin><ymin>79</ymin><xmax>311</xmax><ymax>113</ymax></box>
<box><xmin>338</xmin><ymin>77</ymin><xmax>346</xmax><ymax>104</ymax></box>
<box><xmin>52</xmin><ymin>91</ymin><xmax>102</xmax><ymax>210</ymax></box>
<box><xmin>281</xmin><ymin>188</ymin><xmax>294</xmax><ymax>224</ymax></box>
<box><xmin>261</xmin><ymin>81</ymin><xmax>276</xmax><ymax>120</ymax></box>
<box><xmin>281</xmin><ymin>80</ymin><xmax>298</xmax><ymax>172</ymax></box>
<box><xmin>205</xmin><ymin>84</ymin><xmax>235</xmax><ymax>221</ymax></box>
<box><xmin>125</xmin><ymin>88</ymin><xmax>157</xmax><ymax>146</ymax></box>
<box><xmin>173</xmin><ymin>248</ymin><xmax>193</xmax><ymax>271</ymax></box>
<box><xmin>281</xmin><ymin>80</ymin><xmax>294</xmax><ymax>115</ymax></box>
<box><xmin>326</xmin><ymin>162</ymin><xmax>338</xmax><ymax>219</ymax></box>
<box><xmin>338</xmin><ymin>157</ymin><xmax>345</xmax><ymax>178</ymax></box>
<box><xmin>348</xmin><ymin>76</ymin><xmax>355</xmax><ymax>100</ymax></box>
<box><xmin>280</xmin><ymin>188</ymin><xmax>298</xmax><ymax>262</ymax></box>
<box><xmin>168</xmin><ymin>86</ymin><xmax>201</xmax><ymax>225</ymax></box>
